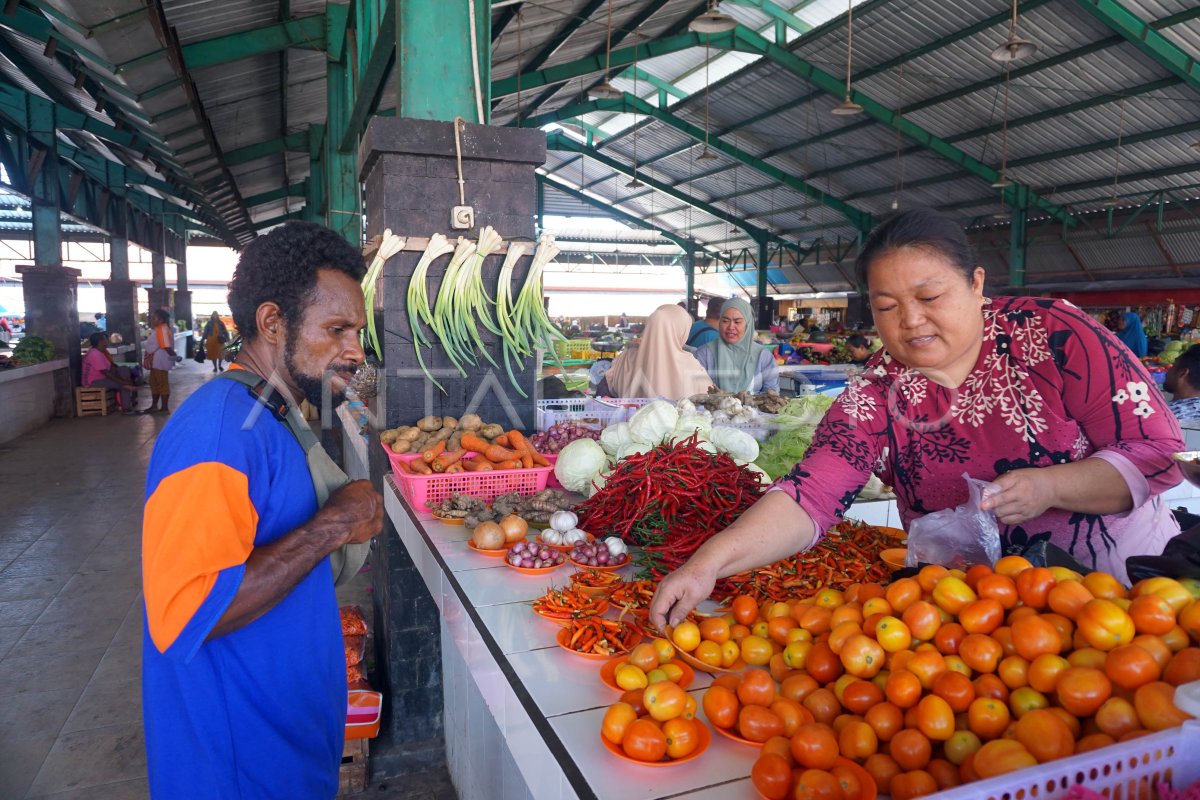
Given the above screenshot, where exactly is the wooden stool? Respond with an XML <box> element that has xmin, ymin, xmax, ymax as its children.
<box><xmin>75</xmin><ymin>386</ymin><xmax>115</xmax><ymax>417</ymax></box>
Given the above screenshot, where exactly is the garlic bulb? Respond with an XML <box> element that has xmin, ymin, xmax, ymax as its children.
<box><xmin>561</xmin><ymin>528</ymin><xmax>588</xmax><ymax>545</ymax></box>
<box><xmin>604</xmin><ymin>537</ymin><xmax>628</xmax><ymax>557</ymax></box>
<box><xmin>550</xmin><ymin>510</ymin><xmax>578</xmax><ymax>533</ymax></box>
<box><xmin>541</xmin><ymin>528</ymin><xmax>563</xmax><ymax>545</ymax></box>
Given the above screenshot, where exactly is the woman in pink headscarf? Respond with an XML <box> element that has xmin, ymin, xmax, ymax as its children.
<box><xmin>596</xmin><ymin>304</ymin><xmax>713</xmax><ymax>401</ymax></box>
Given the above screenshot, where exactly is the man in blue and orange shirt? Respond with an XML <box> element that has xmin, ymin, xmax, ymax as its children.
<box><xmin>141</xmin><ymin>221</ymin><xmax>383</xmax><ymax>798</ymax></box>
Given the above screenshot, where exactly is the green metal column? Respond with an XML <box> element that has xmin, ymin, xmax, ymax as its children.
<box><xmin>326</xmin><ymin>56</ymin><xmax>359</xmax><ymax>244</ymax></box>
<box><xmin>397</xmin><ymin>0</ymin><xmax>490</xmax><ymax>122</ymax></box>
<box><xmin>110</xmin><ymin>207</ymin><xmax>129</xmax><ymax>282</ymax></box>
<box><xmin>536</xmin><ymin>179</ymin><xmax>545</xmax><ymax>235</ymax></box>
<box><xmin>756</xmin><ymin>237</ymin><xmax>771</xmax><ymax>329</ymax></box>
<box><xmin>151</xmin><ymin>239</ymin><xmax>166</xmax><ymax>290</ymax></box>
<box><xmin>685</xmin><ymin>241</ymin><xmax>696</xmax><ymax>316</ymax></box>
<box><xmin>29</xmin><ymin>99</ymin><xmax>61</xmax><ymax>266</ymax></box>
<box><xmin>306</xmin><ymin>124</ymin><xmax>325</xmax><ymax>224</ymax></box>
<box><xmin>1009</xmin><ymin>186</ymin><xmax>1029</xmax><ymax>289</ymax></box>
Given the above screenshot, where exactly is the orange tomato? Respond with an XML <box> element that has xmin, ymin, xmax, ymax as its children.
<box><xmin>1163</xmin><ymin>625</ymin><xmax>1191</xmax><ymax>652</ymax></box>
<box><xmin>1011</xmin><ymin>614</ymin><xmax>1062</xmax><ymax>661</ymax></box>
<box><xmin>1055</xmin><ymin>666</ymin><xmax>1112</xmax><ymax>716</ymax></box>
<box><xmin>915</xmin><ymin>694</ymin><xmax>956</xmax><ymax>741</ymax></box>
<box><xmin>885</xmin><ymin>669</ymin><xmax>923</xmax><ymax>709</ymax></box>
<box><xmin>621</xmin><ymin>718</ymin><xmax>667</xmax><ymax>762</ymax></box>
<box><xmin>1013</xmin><ymin>708</ymin><xmax>1075</xmax><ymax>763</ymax></box>
<box><xmin>1081</xmin><ymin>570</ymin><xmax>1128</xmax><ymax>601</ymax></box>
<box><xmin>917</xmin><ymin>564</ymin><xmax>950</xmax><ymax>593</ymax></box>
<box><xmin>761</xmin><ymin>736</ymin><xmax>794</xmax><ymax>763</ymax></box>
<box><xmin>740</xmin><ymin>634</ymin><xmax>774</xmax><ymax>666</ymax></box>
<box><xmin>838</xmin><ymin>720</ymin><xmax>878</xmax><ymax>761</ymax></box>
<box><xmin>1180</xmin><ymin>601</ymin><xmax>1200</xmax><ymax>643</ymax></box>
<box><xmin>831</xmin><ymin>603</ymin><xmax>864</xmax><ymax>630</ymax></box>
<box><xmin>841</xmin><ymin>634</ymin><xmax>886</xmax><ymax>678</ymax></box>
<box><xmin>932</xmin><ymin>576</ymin><xmax>978</xmax><ymax>615</ymax></box>
<box><xmin>1041</xmin><ymin>612</ymin><xmax>1076</xmax><ymax>653</ymax></box>
<box><xmin>712</xmin><ymin>672</ymin><xmax>741</xmax><ymax>693</ymax></box>
<box><xmin>967</xmin><ymin>696</ymin><xmax>1011</xmax><ymax>740</ymax></box>
<box><xmin>799</xmin><ymin>605</ymin><xmax>834</xmax><ymax>636</ymax></box>
<box><xmin>751</xmin><ymin>752</ymin><xmax>792</xmax><ymax>800</ymax></box>
<box><xmin>1047</xmin><ymin>579</ymin><xmax>1094</xmax><ymax>620</ymax></box>
<box><xmin>644</xmin><ymin>680</ymin><xmax>689</xmax><ymax>721</ymax></box>
<box><xmin>992</xmin><ymin>626</ymin><xmax>1017</xmax><ymax>658</ymax></box>
<box><xmin>890</xmin><ymin>769</ymin><xmax>939</xmax><ymax>800</ymax></box>
<box><xmin>907</xmin><ymin>649</ymin><xmax>949</xmax><ymax>689</ymax></box>
<box><xmin>933</xmin><ymin>622</ymin><xmax>967</xmax><ymax>656</ymax></box>
<box><xmin>932</xmin><ymin>670</ymin><xmax>976</xmax><ymax>714</ymax></box>
<box><xmin>964</xmin><ymin>563</ymin><xmax>993</xmax><ymax>588</ymax></box>
<box><xmin>863</xmin><ymin>754</ymin><xmax>902</xmax><ymax>795</ymax></box>
<box><xmin>841</xmin><ymin>679</ymin><xmax>884</xmax><ymax>715</ymax></box>
<box><xmin>793</xmin><ymin>768</ymin><xmax>843</xmax><ymax>800</ymax></box>
<box><xmin>805</xmin><ymin>642</ymin><xmax>844</xmax><ymax>685</ymax></box>
<box><xmin>1075</xmin><ymin>733</ymin><xmax>1117</xmax><ymax>753</ymax></box>
<box><xmin>973</xmin><ymin>673</ymin><xmax>1010</xmax><ymax>703</ymax></box>
<box><xmin>830</xmin><ymin>763</ymin><xmax>864</xmax><ymax>800</ymax></box>
<box><xmin>738</xmin><ymin>704</ymin><xmax>785</xmax><ymax>743</ymax></box>
<box><xmin>959</xmin><ymin>634</ymin><xmax>1003</xmax><ymax>674</ymax></box>
<box><xmin>1131</xmin><ymin>577</ymin><xmax>1193</xmax><ymax>612</ymax></box>
<box><xmin>662</xmin><ymin>717</ymin><xmax>701</xmax><ymax>759</ymax></box>
<box><xmin>997</xmin><ymin>655</ymin><xmax>1030</xmax><ymax>690</ymax></box>
<box><xmin>973</xmin><ymin>739</ymin><xmax>1038</xmax><ymax>777</ymax></box>
<box><xmin>977</xmin><ymin>574</ymin><xmax>1019</xmax><ymax>610</ymax></box>
<box><xmin>828</xmin><ymin>621</ymin><xmax>863</xmax><ymax>655</ymax></box>
<box><xmin>874</xmin><ymin>616</ymin><xmax>912</xmax><ymax>654</ymax></box>
<box><xmin>802</xmin><ymin>688</ymin><xmax>842</xmax><ymax>726</ymax></box>
<box><xmin>1068</xmin><ymin>646</ymin><xmax>1109</xmax><ymax>670</ymax></box>
<box><xmin>1133</xmin><ymin>681</ymin><xmax>1194</xmax><ymax>731</ymax></box>
<box><xmin>887</xmin><ymin>578</ymin><xmax>923</xmax><ymax>614</ymax></box>
<box><xmin>1164</xmin><ymin>647</ymin><xmax>1200</xmax><ymax>685</ymax></box>
<box><xmin>1009</xmin><ymin>686</ymin><xmax>1049</xmax><ymax>718</ymax></box>
<box><xmin>1105</xmin><ymin>643</ymin><xmax>1162</xmax><ymax>691</ymax></box>
<box><xmin>901</xmin><ymin>600</ymin><xmax>943</xmax><ymax>642</ymax></box>
<box><xmin>619</xmin><ymin>688</ymin><xmax>648</xmax><ymax>717</ymax></box>
<box><xmin>702</xmin><ymin>684</ymin><xmax>739</xmax><ymax>729</ymax></box>
<box><xmin>959</xmin><ymin>598</ymin><xmax>1005</xmax><ymax>635</ymax></box>
<box><xmin>1129</xmin><ymin>594</ymin><xmax>1177</xmax><ymax>636</ymax></box>
<box><xmin>699</xmin><ymin>615</ymin><xmax>732</xmax><ymax>644</ymax></box>
<box><xmin>731</xmin><ymin>594</ymin><xmax>759</xmax><ymax>626</ymax></box>
<box><xmin>735</xmin><ymin>669</ymin><xmax>776</xmax><ymax>707</ymax></box>
<box><xmin>1047</xmin><ymin>706</ymin><xmax>1081</xmax><ymax>738</ymax></box>
<box><xmin>865</xmin><ymin>701</ymin><xmax>904</xmax><ymax>742</ymax></box>
<box><xmin>770</xmin><ymin>697</ymin><xmax>811</xmax><ymax>737</ymax></box>
<box><xmin>1016</xmin><ymin>567</ymin><xmax>1057</xmax><ymax>609</ymax></box>
<box><xmin>601</xmin><ymin>702</ymin><xmax>638</xmax><ymax>744</ymax></box>
<box><xmin>693</xmin><ymin>640</ymin><xmax>723</xmax><ymax>668</ymax></box>
<box><xmin>790</xmin><ymin>722</ymin><xmax>840</xmax><ymax>770</ymax></box>
<box><xmin>889</xmin><ymin>728</ymin><xmax>933</xmax><ymax>771</ymax></box>
<box><xmin>780</xmin><ymin>673</ymin><xmax>820</xmax><ymax>703</ymax></box>
<box><xmin>764</xmin><ymin>615</ymin><xmax>796</xmax><ymax>646</ymax></box>
<box><xmin>783</xmin><ymin>640</ymin><xmax>813</xmax><ymax>671</ymax></box>
<box><xmin>1027</xmin><ymin>653</ymin><xmax>1070</xmax><ymax>693</ymax></box>
<box><xmin>862</xmin><ymin>596</ymin><xmax>892</xmax><ymax>619</ymax></box>
<box><xmin>1093</xmin><ymin>696</ymin><xmax>1141</xmax><ymax>738</ymax></box>
<box><xmin>994</xmin><ymin>555</ymin><xmax>1033</xmax><ymax>576</ymax></box>
<box><xmin>1077</xmin><ymin>598</ymin><xmax>1136</xmax><ymax>651</ymax></box>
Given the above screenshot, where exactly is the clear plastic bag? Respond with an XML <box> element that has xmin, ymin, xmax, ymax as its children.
<box><xmin>905</xmin><ymin>473</ymin><xmax>1003</xmax><ymax>570</ymax></box>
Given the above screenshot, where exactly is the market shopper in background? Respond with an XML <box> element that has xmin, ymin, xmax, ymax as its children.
<box><xmin>596</xmin><ymin>303</ymin><xmax>712</xmax><ymax>401</ymax></box>
<box><xmin>202</xmin><ymin>310</ymin><xmax>229</xmax><ymax>373</ymax></box>
<box><xmin>693</xmin><ymin>297</ymin><xmax>780</xmax><ymax>393</ymax></box>
<box><xmin>142</xmin><ymin>308</ymin><xmax>177</xmax><ymax>413</ymax></box>
<box><xmin>686</xmin><ymin>299</ymin><xmax>721</xmax><ymax>349</ymax></box>
<box><xmin>652</xmin><ymin>208</ymin><xmax>1184</xmax><ymax>627</ymax></box>
<box><xmin>82</xmin><ymin>331</ymin><xmax>139</xmax><ymax>414</ymax></box>
<box><xmin>1116</xmin><ymin>310</ymin><xmax>1148</xmax><ymax>358</ymax></box>
<box><xmin>141</xmin><ymin>221</ymin><xmax>383</xmax><ymax>799</ymax></box>
<box><xmin>845</xmin><ymin>333</ymin><xmax>873</xmax><ymax>365</ymax></box>
<box><xmin>1165</xmin><ymin>344</ymin><xmax>1200</xmax><ymax>423</ymax></box>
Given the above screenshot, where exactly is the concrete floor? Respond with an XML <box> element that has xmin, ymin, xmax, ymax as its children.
<box><xmin>0</xmin><ymin>359</ymin><xmax>455</xmax><ymax>799</ymax></box>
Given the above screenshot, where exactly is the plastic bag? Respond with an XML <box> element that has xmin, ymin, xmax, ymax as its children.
<box><xmin>905</xmin><ymin>473</ymin><xmax>1003</xmax><ymax>570</ymax></box>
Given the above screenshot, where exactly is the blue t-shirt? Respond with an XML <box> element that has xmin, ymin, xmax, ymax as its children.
<box><xmin>141</xmin><ymin>376</ymin><xmax>344</xmax><ymax>799</ymax></box>
<box><xmin>1170</xmin><ymin>396</ymin><xmax>1200</xmax><ymax>423</ymax></box>
<box><xmin>686</xmin><ymin>320</ymin><xmax>719</xmax><ymax>349</ymax></box>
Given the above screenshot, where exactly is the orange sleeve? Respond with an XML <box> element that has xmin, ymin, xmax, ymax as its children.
<box><xmin>143</xmin><ymin>462</ymin><xmax>259</xmax><ymax>654</ymax></box>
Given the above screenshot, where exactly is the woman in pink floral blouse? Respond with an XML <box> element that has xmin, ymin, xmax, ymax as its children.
<box><xmin>651</xmin><ymin>209</ymin><xmax>1185</xmax><ymax>626</ymax></box>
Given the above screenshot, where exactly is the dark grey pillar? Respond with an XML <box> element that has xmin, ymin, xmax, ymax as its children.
<box><xmin>103</xmin><ymin>279</ymin><xmax>139</xmax><ymax>363</ymax></box>
<box><xmin>17</xmin><ymin>265</ymin><xmax>80</xmax><ymax>417</ymax></box>
<box><xmin>358</xmin><ymin>116</ymin><xmax>545</xmax><ymax>780</ymax></box>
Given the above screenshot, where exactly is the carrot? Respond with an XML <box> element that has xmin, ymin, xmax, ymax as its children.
<box><xmin>529</xmin><ymin>450</ymin><xmax>550</xmax><ymax>467</ymax></box>
<box><xmin>444</xmin><ymin>463</ymin><xmax>465</xmax><ymax>474</ymax></box>
<box><xmin>433</xmin><ymin>449</ymin><xmax>465</xmax><ymax>471</ymax></box>
<box><xmin>461</xmin><ymin>459</ymin><xmax>493</xmax><ymax>472</ymax></box>
<box><xmin>507</xmin><ymin>430</ymin><xmax>533</xmax><ymax>468</ymax></box>
<box><xmin>422</xmin><ymin>440</ymin><xmax>446</xmax><ymax>463</ymax></box>
<box><xmin>495</xmin><ymin>434</ymin><xmax>509</xmax><ymax>447</ymax></box>
<box><xmin>393</xmin><ymin>458</ymin><xmax>413</xmax><ymax>473</ymax></box>
<box><xmin>408</xmin><ymin>458</ymin><xmax>433</xmax><ymax>475</ymax></box>
<box><xmin>459</xmin><ymin>433</ymin><xmax>492</xmax><ymax>453</ymax></box>
<box><xmin>483</xmin><ymin>445</ymin><xmax>519</xmax><ymax>463</ymax></box>
<box><xmin>493</xmin><ymin>459</ymin><xmax>520</xmax><ymax>470</ymax></box>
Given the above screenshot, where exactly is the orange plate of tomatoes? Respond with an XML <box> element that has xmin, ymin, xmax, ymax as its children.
<box><xmin>599</xmin><ymin>656</ymin><xmax>695</xmax><ymax>691</ymax></box>
<box><xmin>600</xmin><ymin>720</ymin><xmax>710</xmax><ymax>767</ymax></box>
<box><xmin>754</xmin><ymin>757</ymin><xmax>875</xmax><ymax>800</ymax></box>
<box><xmin>710</xmin><ymin>723</ymin><xmax>761</xmax><ymax>747</ymax></box>
<box><xmin>466</xmin><ymin>541</ymin><xmax>508</xmax><ymax>558</ymax></box>
<box><xmin>669</xmin><ymin>641</ymin><xmax>747</xmax><ymax>674</ymax></box>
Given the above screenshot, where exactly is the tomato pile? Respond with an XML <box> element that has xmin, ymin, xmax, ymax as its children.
<box><xmin>601</xmin><ymin>679</ymin><xmax>706</xmax><ymax>763</ymax></box>
<box><xmin>610</xmin><ymin>641</ymin><xmax>690</xmax><ymax>691</ymax></box>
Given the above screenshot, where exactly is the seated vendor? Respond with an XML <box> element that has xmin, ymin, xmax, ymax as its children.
<box><xmin>596</xmin><ymin>304</ymin><xmax>713</xmax><ymax>401</ymax></box>
<box><xmin>650</xmin><ymin>208</ymin><xmax>1186</xmax><ymax>628</ymax></box>
<box><xmin>1165</xmin><ymin>344</ymin><xmax>1200</xmax><ymax>424</ymax></box>
<box><xmin>693</xmin><ymin>298</ymin><xmax>780</xmax><ymax>394</ymax></box>
<box><xmin>845</xmin><ymin>334</ymin><xmax>873</xmax><ymax>365</ymax></box>
<box><xmin>82</xmin><ymin>332</ymin><xmax>140</xmax><ymax>414</ymax></box>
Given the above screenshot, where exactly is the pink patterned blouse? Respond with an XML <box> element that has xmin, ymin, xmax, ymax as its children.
<box><xmin>772</xmin><ymin>297</ymin><xmax>1185</xmax><ymax>583</ymax></box>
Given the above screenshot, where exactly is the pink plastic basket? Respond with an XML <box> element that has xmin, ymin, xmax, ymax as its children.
<box><xmin>382</xmin><ymin>443</ymin><xmax>553</xmax><ymax>518</ymax></box>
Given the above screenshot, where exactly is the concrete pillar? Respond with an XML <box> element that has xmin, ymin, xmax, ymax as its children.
<box><xmin>17</xmin><ymin>265</ymin><xmax>80</xmax><ymax>417</ymax></box>
<box><xmin>146</xmin><ymin>288</ymin><xmax>173</xmax><ymax>325</ymax></box>
<box><xmin>106</xmin><ymin>208</ymin><xmax>140</xmax><ymax>365</ymax></box>
<box><xmin>358</xmin><ymin>116</ymin><xmax>545</xmax><ymax>779</ymax></box>
<box><xmin>174</xmin><ymin>241</ymin><xmax>192</xmax><ymax>331</ymax></box>
<box><xmin>29</xmin><ymin>101</ymin><xmax>62</xmax><ymax>269</ymax></box>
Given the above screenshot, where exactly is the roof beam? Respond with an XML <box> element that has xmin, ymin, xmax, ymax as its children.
<box><xmin>224</xmin><ymin>129</ymin><xmax>311</xmax><ymax>167</ymax></box>
<box><xmin>730</xmin><ymin>26</ymin><xmax>1074</xmax><ymax>226</ymax></box>
<box><xmin>522</xmin><ymin>0</ymin><xmax>607</xmax><ymax>77</ymax></box>
<box><xmin>180</xmin><ymin>12</ymin><xmax>327</xmax><ymax>70</ymax></box>
<box><xmin>1074</xmin><ymin>0</ymin><xmax>1200</xmax><ymax>95</ymax></box>
<box><xmin>492</xmin><ymin>3</ymin><xmax>523</xmax><ymax>44</ymax></box>
<box><xmin>338</xmin><ymin>0</ymin><xmax>396</xmax><ymax>153</ymax></box>
<box><xmin>252</xmin><ymin>210</ymin><xmax>303</xmax><ymax>231</ymax></box>
<box><xmin>546</xmin><ymin>130</ymin><xmax>774</xmax><ymax>244</ymax></box>
<box><xmin>624</xmin><ymin>66</ymin><xmax>687</xmax><ymax>101</ymax></box>
<box><xmin>538</xmin><ymin>172</ymin><xmax>689</xmax><ymax>250</ymax></box>
<box><xmin>723</xmin><ymin>0</ymin><xmax>813</xmax><ymax>35</ymax></box>
<box><xmin>243</xmin><ymin>182</ymin><xmax>307</xmax><ymax>208</ymax></box>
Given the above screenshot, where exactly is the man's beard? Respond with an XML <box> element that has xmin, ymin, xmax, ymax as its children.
<box><xmin>283</xmin><ymin>334</ymin><xmax>355</xmax><ymax>409</ymax></box>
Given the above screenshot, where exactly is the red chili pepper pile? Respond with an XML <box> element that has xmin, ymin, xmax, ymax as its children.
<box><xmin>574</xmin><ymin>435</ymin><xmax>764</xmax><ymax>580</ymax></box>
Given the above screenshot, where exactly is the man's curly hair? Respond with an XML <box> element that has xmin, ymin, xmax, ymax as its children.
<box><xmin>228</xmin><ymin>221</ymin><xmax>366</xmax><ymax>342</ymax></box>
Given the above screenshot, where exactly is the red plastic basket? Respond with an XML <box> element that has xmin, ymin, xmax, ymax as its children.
<box><xmin>382</xmin><ymin>443</ymin><xmax>554</xmax><ymax>518</ymax></box>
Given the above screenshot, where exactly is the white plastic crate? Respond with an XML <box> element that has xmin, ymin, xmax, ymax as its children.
<box><xmin>535</xmin><ymin>397</ymin><xmax>653</xmax><ymax>431</ymax></box>
<box><xmin>930</xmin><ymin>721</ymin><xmax>1200</xmax><ymax>800</ymax></box>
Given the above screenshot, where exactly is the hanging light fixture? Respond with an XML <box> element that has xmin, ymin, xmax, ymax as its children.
<box><xmin>891</xmin><ymin>65</ymin><xmax>907</xmax><ymax>211</ymax></box>
<box><xmin>626</xmin><ymin>41</ymin><xmax>645</xmax><ymax>188</ymax></box>
<box><xmin>831</xmin><ymin>0</ymin><xmax>863</xmax><ymax>116</ymax></box>
<box><xmin>991</xmin><ymin>0</ymin><xmax>1038</xmax><ymax>62</ymax></box>
<box><xmin>1103</xmin><ymin>97</ymin><xmax>1127</xmax><ymax>209</ymax></box>
<box><xmin>590</xmin><ymin>0</ymin><xmax>624</xmax><ymax>100</ymax></box>
<box><xmin>991</xmin><ymin>66</ymin><xmax>1014</xmax><ymax>189</ymax></box>
<box><xmin>689</xmin><ymin>1</ymin><xmax>738</xmax><ymax>34</ymax></box>
<box><xmin>696</xmin><ymin>40</ymin><xmax>719</xmax><ymax>161</ymax></box>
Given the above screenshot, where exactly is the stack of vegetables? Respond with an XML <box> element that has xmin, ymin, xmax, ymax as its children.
<box><xmin>529</xmin><ymin>421</ymin><xmax>601</xmax><ymax>454</ymax></box>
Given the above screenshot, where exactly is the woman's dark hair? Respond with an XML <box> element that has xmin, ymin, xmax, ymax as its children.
<box><xmin>150</xmin><ymin>308</ymin><xmax>170</xmax><ymax>325</ymax></box>
<box><xmin>88</xmin><ymin>331</ymin><xmax>108</xmax><ymax>347</ymax></box>
<box><xmin>1176</xmin><ymin>345</ymin><xmax>1200</xmax><ymax>390</ymax></box>
<box><xmin>846</xmin><ymin>334</ymin><xmax>869</xmax><ymax>349</ymax></box>
<box><xmin>228</xmin><ymin>221</ymin><xmax>366</xmax><ymax>342</ymax></box>
<box><xmin>855</xmin><ymin>208</ymin><xmax>976</xmax><ymax>288</ymax></box>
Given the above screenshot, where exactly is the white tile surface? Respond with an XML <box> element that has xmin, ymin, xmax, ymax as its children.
<box><xmin>669</xmin><ymin>778</ymin><xmax>755</xmax><ymax>798</ymax></box>
<box><xmin>477</xmin><ymin>602</ymin><xmax>562</xmax><ymax>655</ymax></box>
<box><xmin>547</xmin><ymin>700</ymin><xmax>758</xmax><ymax>800</ymax></box>
<box><xmin>457</xmin><ymin>562</ymin><xmax>577</xmax><ymax>608</ymax></box>
<box><xmin>848</xmin><ymin>498</ymin><xmax>891</xmax><ymax>528</ymax></box>
<box><xmin>504</xmin><ymin>684</ymin><xmax>564</xmax><ymax>800</ymax></box>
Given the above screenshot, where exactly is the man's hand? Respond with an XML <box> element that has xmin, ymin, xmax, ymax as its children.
<box><xmin>320</xmin><ymin>480</ymin><xmax>384</xmax><ymax>545</ymax></box>
<box><xmin>649</xmin><ymin>559</ymin><xmax>717</xmax><ymax>631</ymax></box>
<box><xmin>979</xmin><ymin>468</ymin><xmax>1055</xmax><ymax>526</ymax></box>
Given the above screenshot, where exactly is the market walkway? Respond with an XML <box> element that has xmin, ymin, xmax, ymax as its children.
<box><xmin>0</xmin><ymin>360</ymin><xmax>455</xmax><ymax>799</ymax></box>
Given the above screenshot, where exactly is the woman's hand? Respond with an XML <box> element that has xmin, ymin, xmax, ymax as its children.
<box><xmin>649</xmin><ymin>559</ymin><xmax>718</xmax><ymax>630</ymax></box>
<box><xmin>979</xmin><ymin>468</ymin><xmax>1055</xmax><ymax>525</ymax></box>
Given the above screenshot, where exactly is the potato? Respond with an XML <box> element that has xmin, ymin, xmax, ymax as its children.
<box><xmin>433</xmin><ymin>428</ymin><xmax>454</xmax><ymax>442</ymax></box>
<box><xmin>416</xmin><ymin>415</ymin><xmax>442</xmax><ymax>432</ymax></box>
<box><xmin>448</xmin><ymin>431</ymin><xmax>464</xmax><ymax>452</ymax></box>
<box><xmin>389</xmin><ymin>440</ymin><xmax>411</xmax><ymax>454</ymax></box>
<box><xmin>458</xmin><ymin>413</ymin><xmax>483</xmax><ymax>431</ymax></box>
<box><xmin>441</xmin><ymin>416</ymin><xmax>458</xmax><ymax>431</ymax></box>
<box><xmin>396</xmin><ymin>426</ymin><xmax>421</xmax><ymax>442</ymax></box>
<box><xmin>480</xmin><ymin>423</ymin><xmax>504</xmax><ymax>439</ymax></box>
<box><xmin>380</xmin><ymin>429</ymin><xmax>399</xmax><ymax>445</ymax></box>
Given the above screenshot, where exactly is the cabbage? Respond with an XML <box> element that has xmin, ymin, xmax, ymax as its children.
<box><xmin>776</xmin><ymin>395</ymin><xmax>836</xmax><ymax>427</ymax></box>
<box><xmin>672</xmin><ymin>413</ymin><xmax>712</xmax><ymax>439</ymax></box>
<box><xmin>599</xmin><ymin>422</ymin><xmax>633</xmax><ymax>457</ymax></box>
<box><xmin>614</xmin><ymin>441</ymin><xmax>655</xmax><ymax>462</ymax></box>
<box><xmin>628</xmin><ymin>400</ymin><xmax>679</xmax><ymax>445</ymax></box>
<box><xmin>709</xmin><ymin>426</ymin><xmax>760</xmax><ymax>463</ymax></box>
<box><xmin>554</xmin><ymin>439</ymin><xmax>610</xmax><ymax>494</ymax></box>
<box><xmin>586</xmin><ymin>470</ymin><xmax>609</xmax><ymax>498</ymax></box>
<box><xmin>754</xmin><ymin>425</ymin><xmax>817</xmax><ymax>480</ymax></box>
<box><xmin>742</xmin><ymin>462</ymin><xmax>772</xmax><ymax>486</ymax></box>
